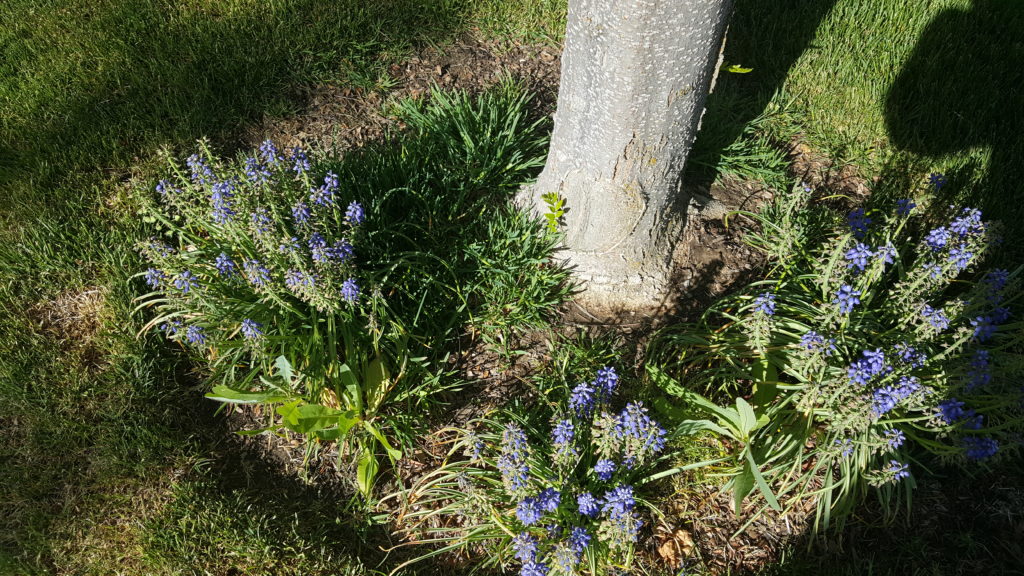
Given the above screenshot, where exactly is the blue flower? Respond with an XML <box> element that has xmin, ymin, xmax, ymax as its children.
<box><xmin>594</xmin><ymin>459</ymin><xmax>616</xmax><ymax>481</ymax></box>
<box><xmin>896</xmin><ymin>198</ymin><xmax>916</xmax><ymax>216</ymax></box>
<box><xmin>327</xmin><ymin>239</ymin><xmax>354</xmax><ymax>263</ymax></box>
<box><xmin>895</xmin><ymin>342</ymin><xmax>926</xmax><ymax>369</ymax></box>
<box><xmin>924</xmin><ymin>227</ymin><xmax>950</xmax><ymax>251</ymax></box>
<box><xmin>569</xmin><ymin>527</ymin><xmax>591</xmax><ymax>554</ymax></box>
<box><xmin>292</xmin><ymin>201</ymin><xmax>311</xmax><ymax>226</ymax></box>
<box><xmin>214</xmin><ymin>253</ymin><xmax>236</xmax><ymax>277</ymax></box>
<box><xmin>250</xmin><ymin>208</ymin><xmax>272</xmax><ymax>234</ymax></box>
<box><xmin>538</xmin><ymin>488</ymin><xmax>561</xmax><ymax>512</ymax></box>
<box><xmin>340</xmin><ymin>278</ymin><xmax>360</xmax><ymax>303</ymax></box>
<box><xmin>938</xmin><ymin>398</ymin><xmax>976</xmax><ymax>425</ymax></box>
<box><xmin>498</xmin><ymin>423</ymin><xmax>531</xmax><ymax>493</ymax></box>
<box><xmin>310</xmin><ymin>172</ymin><xmax>339</xmax><ymax>206</ymax></box>
<box><xmin>291</xmin><ymin>146</ymin><xmax>310</xmax><ymax>174</ymax></box>
<box><xmin>848</xmin><ymin>208</ymin><xmax>872</xmax><ymax>239</ymax></box>
<box><xmin>833</xmin><ymin>285</ymin><xmax>861</xmax><ymax>314</ymax></box>
<box><xmin>240</xmin><ymin>318</ymin><xmax>263</xmax><ymax>340</ymax></box>
<box><xmin>971</xmin><ymin>316</ymin><xmax>995</xmax><ymax>343</ymax></box>
<box><xmin>847</xmin><ymin>349</ymin><xmax>891</xmax><ymax>386</ymax></box>
<box><xmin>876</xmin><ymin>243</ymin><xmax>897</xmax><ymax>267</ymax></box>
<box><xmin>552</xmin><ymin>419</ymin><xmax>575</xmax><ymax>461</ymax></box>
<box><xmin>244</xmin><ymin>157</ymin><xmax>271</xmax><ymax>184</ymax></box>
<box><xmin>615</xmin><ymin>402</ymin><xmax>667</xmax><ymax>466</ymax></box>
<box><xmin>949</xmin><ymin>207</ymin><xmax>983</xmax><ymax>237</ymax></box>
<box><xmin>963</xmin><ymin>436</ymin><xmax>998</xmax><ymax>460</ymax></box>
<box><xmin>884</xmin><ymin>429</ymin><xmax>906</xmax><ymax>450</ymax></box>
<box><xmin>516</xmin><ymin>496</ymin><xmax>543</xmax><ymax>526</ymax></box>
<box><xmin>845</xmin><ymin>243</ymin><xmax>874</xmax><ymax>273</ymax></box>
<box><xmin>278</xmin><ymin>237</ymin><xmax>300</xmax><ymax>254</ymax></box>
<box><xmin>520</xmin><ymin>562</ymin><xmax>549</xmax><ymax>576</ymax></box>
<box><xmin>511</xmin><ymin>532</ymin><xmax>538</xmax><ymax>563</ymax></box>
<box><xmin>601</xmin><ymin>485</ymin><xmax>636</xmax><ymax>520</ymax></box>
<box><xmin>992</xmin><ymin>306</ymin><xmax>1011</xmax><ymax>324</ymax></box>
<box><xmin>285</xmin><ymin>269</ymin><xmax>314</xmax><ymax>291</ymax></box>
<box><xmin>984</xmin><ymin>269</ymin><xmax>1009</xmax><ymax>293</ymax></box>
<box><xmin>948</xmin><ymin>247</ymin><xmax>973</xmax><ymax>271</ymax></box>
<box><xmin>754</xmin><ymin>292</ymin><xmax>776</xmax><ymax>316</ymax></box>
<box><xmin>210</xmin><ymin>180</ymin><xmax>236</xmax><ymax>224</ymax></box>
<box><xmin>186</xmin><ymin>154</ymin><xmax>214</xmax><ymax>184</ymax></box>
<box><xmin>923</xmin><ymin>263</ymin><xmax>943</xmax><ymax>279</ymax></box>
<box><xmin>309</xmin><ymin>233</ymin><xmax>329</xmax><ymax>262</ymax></box>
<box><xmin>241</xmin><ymin>260</ymin><xmax>270</xmax><ymax>286</ymax></box>
<box><xmin>550</xmin><ymin>544</ymin><xmax>578</xmax><ymax>573</ymax></box>
<box><xmin>174</xmin><ymin>270</ymin><xmax>199</xmax><ymax>293</ymax></box>
<box><xmin>259</xmin><ymin>140</ymin><xmax>279</xmax><ymax>166</ymax></box>
<box><xmin>185</xmin><ymin>325</ymin><xmax>206</xmax><ymax>346</ymax></box>
<box><xmin>594</xmin><ymin>366</ymin><xmax>619</xmax><ymax>400</ymax></box>
<box><xmin>155</xmin><ymin>179</ymin><xmax>179</xmax><ymax>196</ymax></box>
<box><xmin>569</xmin><ymin>381</ymin><xmax>596</xmax><ymax>418</ymax></box>
<box><xmin>835</xmin><ymin>437</ymin><xmax>854</xmax><ymax>458</ymax></box>
<box><xmin>800</xmin><ymin>331</ymin><xmax>836</xmax><ymax>355</ymax></box>
<box><xmin>885</xmin><ymin>460</ymin><xmax>910</xmax><ymax>481</ymax></box>
<box><xmin>922</xmin><ymin>304</ymin><xmax>950</xmax><ymax>331</ymax></box>
<box><xmin>160</xmin><ymin>319</ymin><xmax>182</xmax><ymax>337</ymax></box>
<box><xmin>346</xmin><ymin>201</ymin><xmax>365</xmax><ymax>225</ymax></box>
<box><xmin>928</xmin><ymin>172</ymin><xmax>947</xmax><ymax>190</ymax></box>
<box><xmin>577</xmin><ymin>492</ymin><xmax>601</xmax><ymax>518</ymax></box>
<box><xmin>144</xmin><ymin>268</ymin><xmax>166</xmax><ymax>288</ymax></box>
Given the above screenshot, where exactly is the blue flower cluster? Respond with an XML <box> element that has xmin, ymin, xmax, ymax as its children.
<box><xmin>884</xmin><ymin>460</ymin><xmax>910</xmax><ymax>482</ymax></box>
<box><xmin>847</xmin><ymin>349</ymin><xmax>891</xmax><ymax>387</ymax></box>
<box><xmin>800</xmin><ymin>330</ymin><xmax>836</xmax><ymax>356</ymax></box>
<box><xmin>921</xmin><ymin>304</ymin><xmax>950</xmax><ymax>331</ymax></box>
<box><xmin>834</xmin><ymin>284</ymin><xmax>861</xmax><ymax>314</ymax></box>
<box><xmin>848</xmin><ymin>208</ymin><xmax>872</xmax><ymax>239</ymax></box>
<box><xmin>870</xmin><ymin>376</ymin><xmax>920</xmax><ymax>418</ymax></box>
<box><xmin>754</xmin><ymin>292</ymin><xmax>776</xmax><ymax>316</ymax></box>
<box><xmin>498</xmin><ymin>423</ymin><xmax>531</xmax><ymax>494</ymax></box>
<box><xmin>569</xmin><ymin>367</ymin><xmax>619</xmax><ymax>418</ymax></box>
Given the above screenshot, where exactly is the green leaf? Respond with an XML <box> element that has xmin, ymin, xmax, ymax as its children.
<box><xmin>338</xmin><ymin>363</ymin><xmax>362</xmax><ymax>413</ymax></box>
<box><xmin>274</xmin><ymin>355</ymin><xmax>293</xmax><ymax>384</ymax></box>
<box><xmin>363</xmin><ymin>421</ymin><xmax>402</xmax><ymax>463</ymax></box>
<box><xmin>206</xmin><ymin>385</ymin><xmax>291</xmax><ymax>405</ymax></box>
<box><xmin>751</xmin><ymin>358</ymin><xmax>779</xmax><ymax>406</ymax></box>
<box><xmin>733</xmin><ymin>461</ymin><xmax>756</xmax><ymax>516</ymax></box>
<box><xmin>736</xmin><ymin>397</ymin><xmax>758</xmax><ymax>437</ymax></box>
<box><xmin>276</xmin><ymin>403</ymin><xmax>346</xmax><ymax>434</ymax></box>
<box><xmin>364</xmin><ymin>356</ymin><xmax>389</xmax><ymax>412</ymax></box>
<box><xmin>356</xmin><ymin>448</ymin><xmax>379</xmax><ymax>496</ymax></box>
<box><xmin>648</xmin><ymin>366</ymin><xmax>742</xmax><ymax>435</ymax></box>
<box><xmin>726</xmin><ymin>63</ymin><xmax>754</xmax><ymax>73</ymax></box>
<box><xmin>745</xmin><ymin>450</ymin><xmax>782</xmax><ymax>511</ymax></box>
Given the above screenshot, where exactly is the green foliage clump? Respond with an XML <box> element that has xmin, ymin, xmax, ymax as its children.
<box><xmin>135</xmin><ymin>85</ymin><xmax>571</xmax><ymax>495</ymax></box>
<box><xmin>652</xmin><ymin>179</ymin><xmax>1023</xmax><ymax>531</ymax></box>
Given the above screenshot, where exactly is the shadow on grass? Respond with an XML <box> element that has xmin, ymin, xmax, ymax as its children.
<box><xmin>0</xmin><ymin>0</ymin><xmax>470</xmax><ymax>213</ymax></box>
<box><xmin>883</xmin><ymin>0</ymin><xmax>1024</xmax><ymax>258</ymax></box>
<box><xmin>686</xmin><ymin>0</ymin><xmax>839</xmax><ymax>187</ymax></box>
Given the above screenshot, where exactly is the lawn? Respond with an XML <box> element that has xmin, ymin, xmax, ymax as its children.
<box><xmin>1</xmin><ymin>0</ymin><xmax>1021</xmax><ymax>574</ymax></box>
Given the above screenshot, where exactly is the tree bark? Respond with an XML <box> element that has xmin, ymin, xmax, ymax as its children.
<box><xmin>526</xmin><ymin>0</ymin><xmax>734</xmax><ymax>314</ymax></box>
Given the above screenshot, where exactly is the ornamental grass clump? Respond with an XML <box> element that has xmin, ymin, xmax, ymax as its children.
<box><xmin>393</xmin><ymin>367</ymin><xmax>672</xmax><ymax>575</ymax></box>
<box><xmin>652</xmin><ymin>177</ymin><xmax>1023</xmax><ymax>530</ymax></box>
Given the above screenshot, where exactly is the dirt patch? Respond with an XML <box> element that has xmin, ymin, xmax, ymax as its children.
<box><xmin>785</xmin><ymin>136</ymin><xmax>872</xmax><ymax>203</ymax></box>
<box><xmin>243</xmin><ymin>33</ymin><xmax>561</xmax><ymax>155</ymax></box>
<box><xmin>29</xmin><ymin>286</ymin><xmax>112</xmax><ymax>372</ymax></box>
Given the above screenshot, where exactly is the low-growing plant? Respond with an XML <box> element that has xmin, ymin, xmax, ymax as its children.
<box><xmin>134</xmin><ymin>84</ymin><xmax>572</xmax><ymax>496</ymax></box>
<box><xmin>652</xmin><ymin>177</ymin><xmax>1023</xmax><ymax>531</ymax></box>
<box><xmin>135</xmin><ymin>140</ymin><xmax>432</xmax><ymax>493</ymax></box>
<box><xmin>392</xmin><ymin>367</ymin><xmax>681</xmax><ymax>575</ymax></box>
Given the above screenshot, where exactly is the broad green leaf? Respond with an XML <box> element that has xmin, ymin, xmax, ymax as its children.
<box><xmin>356</xmin><ymin>448</ymin><xmax>379</xmax><ymax>496</ymax></box>
<box><xmin>363</xmin><ymin>421</ymin><xmax>402</xmax><ymax>463</ymax></box>
<box><xmin>746</xmin><ymin>450</ymin><xmax>782</xmax><ymax>511</ymax></box>
<box><xmin>733</xmin><ymin>461</ymin><xmax>756</xmax><ymax>517</ymax></box>
<box><xmin>274</xmin><ymin>355</ymin><xmax>293</xmax><ymax>384</ymax></box>
<box><xmin>676</xmin><ymin>418</ymin><xmax>732</xmax><ymax>438</ymax></box>
<box><xmin>207</xmin><ymin>385</ymin><xmax>291</xmax><ymax>405</ymax></box>
<box><xmin>736</xmin><ymin>397</ymin><xmax>758</xmax><ymax>437</ymax></box>
<box><xmin>338</xmin><ymin>363</ymin><xmax>362</xmax><ymax>412</ymax></box>
<box><xmin>277</xmin><ymin>403</ymin><xmax>345</xmax><ymax>434</ymax></box>
<box><xmin>751</xmin><ymin>358</ymin><xmax>779</xmax><ymax>406</ymax></box>
<box><xmin>364</xmin><ymin>356</ymin><xmax>389</xmax><ymax>412</ymax></box>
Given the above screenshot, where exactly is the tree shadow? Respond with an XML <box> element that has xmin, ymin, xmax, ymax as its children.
<box><xmin>0</xmin><ymin>0</ymin><xmax>469</xmax><ymax>214</ymax></box>
<box><xmin>686</xmin><ymin>0</ymin><xmax>841</xmax><ymax>187</ymax></box>
<box><xmin>883</xmin><ymin>0</ymin><xmax>1024</xmax><ymax>255</ymax></box>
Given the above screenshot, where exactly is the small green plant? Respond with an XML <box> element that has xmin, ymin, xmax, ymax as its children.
<box><xmin>652</xmin><ymin>176</ymin><xmax>1023</xmax><ymax>531</ymax></box>
<box><xmin>541</xmin><ymin>192</ymin><xmax>567</xmax><ymax>234</ymax></box>
<box><xmin>392</xmin><ymin>367</ymin><xmax>679</xmax><ymax>575</ymax></box>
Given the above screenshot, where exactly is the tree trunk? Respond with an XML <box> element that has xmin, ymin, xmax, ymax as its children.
<box><xmin>526</xmin><ymin>0</ymin><xmax>734</xmax><ymax>314</ymax></box>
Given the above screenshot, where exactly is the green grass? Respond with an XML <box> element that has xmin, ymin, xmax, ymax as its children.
<box><xmin>693</xmin><ymin>0</ymin><xmax>1024</xmax><ymax>254</ymax></box>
